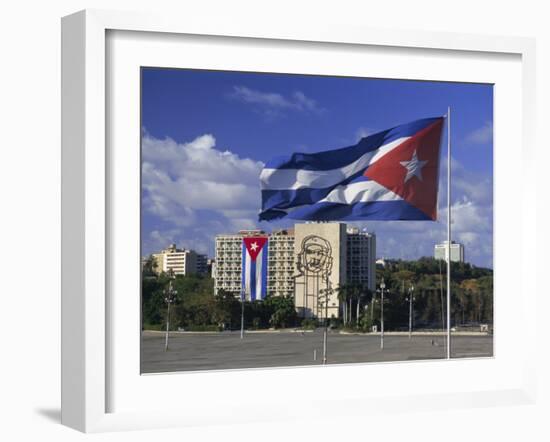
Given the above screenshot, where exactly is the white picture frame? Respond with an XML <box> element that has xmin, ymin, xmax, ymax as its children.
<box><xmin>61</xmin><ymin>9</ymin><xmax>537</xmax><ymax>433</ymax></box>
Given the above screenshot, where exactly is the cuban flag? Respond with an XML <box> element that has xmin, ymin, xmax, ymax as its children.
<box><xmin>241</xmin><ymin>237</ymin><xmax>269</xmax><ymax>301</ymax></box>
<box><xmin>259</xmin><ymin>117</ymin><xmax>445</xmax><ymax>221</ymax></box>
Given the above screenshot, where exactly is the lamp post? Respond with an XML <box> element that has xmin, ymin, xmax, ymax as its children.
<box><xmin>240</xmin><ymin>287</ymin><xmax>245</xmax><ymax>340</ymax></box>
<box><xmin>319</xmin><ymin>284</ymin><xmax>330</xmax><ymax>365</ymax></box>
<box><xmin>324</xmin><ymin>283</ymin><xmax>330</xmax><ymax>365</ymax></box>
<box><xmin>378</xmin><ymin>279</ymin><xmax>386</xmax><ymax>349</ymax></box>
<box><xmin>163</xmin><ymin>270</ymin><xmax>177</xmax><ymax>352</ymax></box>
<box><xmin>407</xmin><ymin>285</ymin><xmax>415</xmax><ymax>340</ymax></box>
<box><xmin>370</xmin><ymin>289</ymin><xmax>375</xmax><ymax>323</ymax></box>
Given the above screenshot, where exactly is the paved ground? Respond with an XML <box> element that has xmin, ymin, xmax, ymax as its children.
<box><xmin>141</xmin><ymin>330</ymin><xmax>493</xmax><ymax>373</ymax></box>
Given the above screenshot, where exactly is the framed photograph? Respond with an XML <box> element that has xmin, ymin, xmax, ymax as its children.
<box><xmin>61</xmin><ymin>9</ymin><xmax>537</xmax><ymax>433</ymax></box>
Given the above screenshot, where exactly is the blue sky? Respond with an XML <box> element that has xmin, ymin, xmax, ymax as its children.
<box><xmin>141</xmin><ymin>68</ymin><xmax>493</xmax><ymax>268</ymax></box>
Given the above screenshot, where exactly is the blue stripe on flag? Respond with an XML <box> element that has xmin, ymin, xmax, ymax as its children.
<box><xmin>250</xmin><ymin>258</ymin><xmax>256</xmax><ymax>301</ymax></box>
<box><xmin>265</xmin><ymin>118</ymin><xmax>441</xmax><ymax>171</ymax></box>
<box><xmin>260</xmin><ymin>200</ymin><xmax>431</xmax><ymax>222</ymax></box>
<box><xmin>261</xmin><ymin>174</ymin><xmax>370</xmax><ymax>212</ymax></box>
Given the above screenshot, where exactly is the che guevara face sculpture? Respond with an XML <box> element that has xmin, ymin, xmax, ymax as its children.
<box><xmin>299</xmin><ymin>235</ymin><xmax>333</xmax><ymax>276</ymax></box>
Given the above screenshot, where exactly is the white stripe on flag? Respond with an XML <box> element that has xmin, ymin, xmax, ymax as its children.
<box><xmin>320</xmin><ymin>180</ymin><xmax>402</xmax><ymax>204</ymax></box>
<box><xmin>274</xmin><ymin>180</ymin><xmax>403</xmax><ymax>215</ymax></box>
<box><xmin>244</xmin><ymin>249</ymin><xmax>251</xmax><ymax>301</ymax></box>
<box><xmin>255</xmin><ymin>249</ymin><xmax>262</xmax><ymax>300</ymax></box>
<box><xmin>260</xmin><ymin>136</ymin><xmax>409</xmax><ymax>190</ymax></box>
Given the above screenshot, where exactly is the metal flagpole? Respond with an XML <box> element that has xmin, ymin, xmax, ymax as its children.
<box><xmin>446</xmin><ymin>106</ymin><xmax>452</xmax><ymax>360</ymax></box>
<box><xmin>439</xmin><ymin>259</ymin><xmax>446</xmax><ymax>355</ymax></box>
<box><xmin>380</xmin><ymin>279</ymin><xmax>385</xmax><ymax>349</ymax></box>
<box><xmin>322</xmin><ymin>278</ymin><xmax>329</xmax><ymax>365</ymax></box>
<box><xmin>164</xmin><ymin>272</ymin><xmax>176</xmax><ymax>352</ymax></box>
<box><xmin>164</xmin><ymin>296</ymin><xmax>171</xmax><ymax>351</ymax></box>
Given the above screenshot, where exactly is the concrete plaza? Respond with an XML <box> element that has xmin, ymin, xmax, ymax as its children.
<box><xmin>141</xmin><ymin>330</ymin><xmax>493</xmax><ymax>373</ymax></box>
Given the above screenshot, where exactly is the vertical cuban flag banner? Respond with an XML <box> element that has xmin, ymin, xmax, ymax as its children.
<box><xmin>259</xmin><ymin>117</ymin><xmax>444</xmax><ymax>222</ymax></box>
<box><xmin>241</xmin><ymin>236</ymin><xmax>269</xmax><ymax>301</ymax></box>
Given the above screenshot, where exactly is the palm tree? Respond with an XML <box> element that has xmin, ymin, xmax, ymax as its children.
<box><xmin>338</xmin><ymin>283</ymin><xmax>375</xmax><ymax>326</ymax></box>
<box><xmin>355</xmin><ymin>284</ymin><xmax>373</xmax><ymax>326</ymax></box>
<box><xmin>349</xmin><ymin>283</ymin><xmax>361</xmax><ymax>325</ymax></box>
<box><xmin>336</xmin><ymin>284</ymin><xmax>350</xmax><ymax>325</ymax></box>
<box><xmin>348</xmin><ymin>283</ymin><xmax>357</xmax><ymax>323</ymax></box>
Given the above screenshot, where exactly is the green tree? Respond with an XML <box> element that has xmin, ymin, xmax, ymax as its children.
<box><xmin>355</xmin><ymin>284</ymin><xmax>373</xmax><ymax>327</ymax></box>
<box><xmin>213</xmin><ymin>289</ymin><xmax>241</xmax><ymax>330</ymax></box>
<box><xmin>141</xmin><ymin>254</ymin><xmax>157</xmax><ymax>277</ymax></box>
<box><xmin>336</xmin><ymin>284</ymin><xmax>351</xmax><ymax>325</ymax></box>
<box><xmin>265</xmin><ymin>295</ymin><xmax>297</xmax><ymax>328</ymax></box>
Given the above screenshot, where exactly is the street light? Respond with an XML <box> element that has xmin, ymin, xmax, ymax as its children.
<box><xmin>319</xmin><ymin>284</ymin><xmax>330</xmax><ymax>365</ymax></box>
<box><xmin>406</xmin><ymin>285</ymin><xmax>415</xmax><ymax>340</ymax></box>
<box><xmin>377</xmin><ymin>279</ymin><xmax>386</xmax><ymax>349</ymax></box>
<box><xmin>163</xmin><ymin>270</ymin><xmax>177</xmax><ymax>352</ymax></box>
<box><xmin>240</xmin><ymin>286</ymin><xmax>245</xmax><ymax>340</ymax></box>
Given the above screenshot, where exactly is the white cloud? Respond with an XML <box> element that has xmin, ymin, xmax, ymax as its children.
<box><xmin>434</xmin><ymin>154</ymin><xmax>493</xmax><ymax>266</ymax></box>
<box><xmin>453</xmin><ymin>176</ymin><xmax>493</xmax><ymax>206</ymax></box>
<box><xmin>142</xmin><ymin>132</ymin><xmax>264</xmax><ymax>256</ymax></box>
<box><xmin>457</xmin><ymin>231</ymin><xmax>480</xmax><ymax>247</ymax></box>
<box><xmin>230</xmin><ymin>86</ymin><xmax>324</xmax><ymax>116</ymax></box>
<box><xmin>144</xmin><ymin>229</ymin><xmax>211</xmax><ymax>256</ymax></box>
<box><xmin>438</xmin><ymin>155</ymin><xmax>493</xmax><ymax>206</ymax></box>
<box><xmin>143</xmin><ymin>229</ymin><xmax>179</xmax><ymax>256</ymax></box>
<box><xmin>292</xmin><ymin>91</ymin><xmax>320</xmax><ymax>113</ymax></box>
<box><xmin>451</xmin><ymin>198</ymin><xmax>492</xmax><ymax>233</ymax></box>
<box><xmin>142</xmin><ymin>133</ymin><xmax>262</xmax><ymax>187</ymax></box>
<box><xmin>465</xmin><ymin>121</ymin><xmax>493</xmax><ymax>145</ymax></box>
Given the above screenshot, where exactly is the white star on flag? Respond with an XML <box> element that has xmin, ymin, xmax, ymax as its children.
<box><xmin>250</xmin><ymin>242</ymin><xmax>259</xmax><ymax>251</ymax></box>
<box><xmin>400</xmin><ymin>150</ymin><xmax>428</xmax><ymax>183</ymax></box>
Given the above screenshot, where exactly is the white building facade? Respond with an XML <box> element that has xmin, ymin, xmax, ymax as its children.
<box><xmin>152</xmin><ymin>244</ymin><xmax>203</xmax><ymax>276</ymax></box>
<box><xmin>434</xmin><ymin>240</ymin><xmax>465</xmax><ymax>263</ymax></box>
<box><xmin>267</xmin><ymin>229</ymin><xmax>295</xmax><ymax>298</ymax></box>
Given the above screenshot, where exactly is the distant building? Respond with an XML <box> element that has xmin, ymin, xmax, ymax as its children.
<box><xmin>267</xmin><ymin>228</ymin><xmax>295</xmax><ymax>298</ymax></box>
<box><xmin>214</xmin><ymin>230</ymin><xmax>265</xmax><ymax>296</ymax></box>
<box><xmin>294</xmin><ymin>222</ymin><xmax>346</xmax><ymax>319</ymax></box>
<box><xmin>434</xmin><ymin>240</ymin><xmax>465</xmax><ymax>263</ymax></box>
<box><xmin>151</xmin><ymin>243</ymin><xmax>205</xmax><ymax>276</ymax></box>
<box><xmin>346</xmin><ymin>227</ymin><xmax>376</xmax><ymax>292</ymax></box>
<box><xmin>196</xmin><ymin>253</ymin><xmax>208</xmax><ymax>276</ymax></box>
<box><xmin>376</xmin><ymin>258</ymin><xmax>386</xmax><ymax>267</ymax></box>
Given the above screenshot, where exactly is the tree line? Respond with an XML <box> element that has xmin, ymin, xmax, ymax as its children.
<box><xmin>142</xmin><ymin>269</ymin><xmax>298</xmax><ymax>331</ymax></box>
<box><xmin>371</xmin><ymin>257</ymin><xmax>493</xmax><ymax>331</ymax></box>
<box><xmin>142</xmin><ymin>256</ymin><xmax>493</xmax><ymax>332</ymax></box>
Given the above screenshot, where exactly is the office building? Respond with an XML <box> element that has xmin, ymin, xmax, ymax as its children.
<box><xmin>196</xmin><ymin>253</ymin><xmax>208</xmax><ymax>276</ymax></box>
<box><xmin>346</xmin><ymin>227</ymin><xmax>376</xmax><ymax>292</ymax></box>
<box><xmin>434</xmin><ymin>240</ymin><xmax>465</xmax><ymax>263</ymax></box>
<box><xmin>151</xmin><ymin>243</ymin><xmax>203</xmax><ymax>276</ymax></box>
<box><xmin>267</xmin><ymin>228</ymin><xmax>295</xmax><ymax>298</ymax></box>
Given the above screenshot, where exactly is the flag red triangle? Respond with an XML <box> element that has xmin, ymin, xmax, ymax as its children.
<box><xmin>243</xmin><ymin>236</ymin><xmax>268</xmax><ymax>261</ymax></box>
<box><xmin>364</xmin><ymin>119</ymin><xmax>444</xmax><ymax>220</ymax></box>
